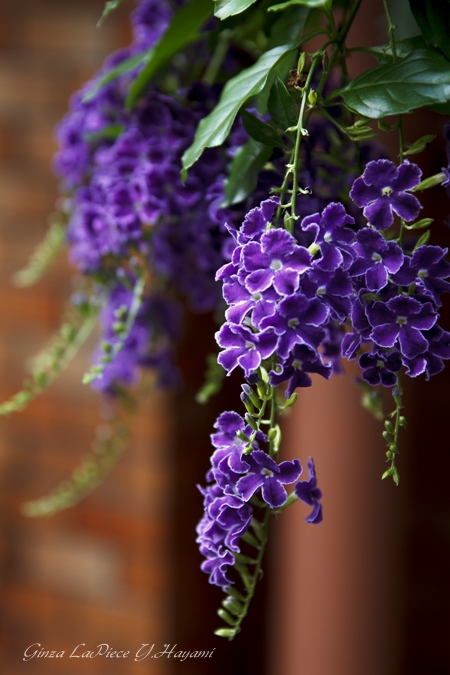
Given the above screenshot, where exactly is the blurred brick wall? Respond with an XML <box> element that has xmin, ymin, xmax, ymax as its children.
<box><xmin>0</xmin><ymin>1</ymin><xmax>173</xmax><ymax>673</ymax></box>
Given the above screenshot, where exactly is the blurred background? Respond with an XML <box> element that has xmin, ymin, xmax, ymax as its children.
<box><xmin>0</xmin><ymin>1</ymin><xmax>449</xmax><ymax>674</ymax></box>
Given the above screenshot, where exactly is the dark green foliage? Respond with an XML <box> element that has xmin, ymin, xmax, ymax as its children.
<box><xmin>409</xmin><ymin>0</ymin><xmax>450</xmax><ymax>59</ymax></box>
<box><xmin>338</xmin><ymin>49</ymin><xmax>450</xmax><ymax>118</ymax></box>
<box><xmin>241</xmin><ymin>109</ymin><xmax>284</xmax><ymax>146</ymax></box>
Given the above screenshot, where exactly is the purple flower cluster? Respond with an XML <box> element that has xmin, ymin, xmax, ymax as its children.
<box><xmin>197</xmin><ymin>411</ymin><xmax>318</xmax><ymax>587</ymax></box>
<box><xmin>216</xmin><ymin>160</ymin><xmax>450</xmax><ymax>395</ymax></box>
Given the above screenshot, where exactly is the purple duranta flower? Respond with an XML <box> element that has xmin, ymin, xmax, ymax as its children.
<box><xmin>236</xmin><ymin>450</ymin><xmax>302</xmax><ymax>509</ymax></box>
<box><xmin>350</xmin><ymin>159</ymin><xmax>422</xmax><ymax>230</ymax></box>
<box><xmin>295</xmin><ymin>457</ymin><xmax>323</xmax><ymax>524</ymax></box>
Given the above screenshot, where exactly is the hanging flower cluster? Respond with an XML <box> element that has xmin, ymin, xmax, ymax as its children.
<box><xmin>196</xmin><ymin>157</ymin><xmax>450</xmax><ymax>613</ymax></box>
<box><xmin>6</xmin><ymin>0</ymin><xmax>450</xmax><ymax>644</ymax></box>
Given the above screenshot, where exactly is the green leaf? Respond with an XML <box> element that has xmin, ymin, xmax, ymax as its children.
<box><xmin>223</xmin><ymin>139</ymin><xmax>270</xmax><ymax>202</ymax></box>
<box><xmin>268</xmin><ymin>76</ymin><xmax>298</xmax><ymax>130</ymax></box>
<box><xmin>182</xmin><ymin>42</ymin><xmax>298</xmax><ymax>172</ymax></box>
<box><xmin>368</xmin><ymin>35</ymin><xmax>428</xmax><ymax>64</ymax></box>
<box><xmin>97</xmin><ymin>0</ymin><xmax>125</xmax><ymax>27</ymax></box>
<box><xmin>126</xmin><ymin>0</ymin><xmax>213</xmax><ymax>109</ymax></box>
<box><xmin>338</xmin><ymin>49</ymin><xmax>450</xmax><ymax>119</ymax></box>
<box><xmin>83</xmin><ymin>52</ymin><xmax>152</xmax><ymax>103</ymax></box>
<box><xmin>241</xmin><ymin>110</ymin><xmax>284</xmax><ymax>146</ymax></box>
<box><xmin>269</xmin><ymin>5</ymin><xmax>309</xmax><ymax>47</ymax></box>
<box><xmin>214</xmin><ymin>0</ymin><xmax>258</xmax><ymax>19</ymax></box>
<box><xmin>428</xmin><ymin>101</ymin><xmax>450</xmax><ymax>114</ymax></box>
<box><xmin>268</xmin><ymin>0</ymin><xmax>331</xmax><ymax>11</ymax></box>
<box><xmin>409</xmin><ymin>0</ymin><xmax>450</xmax><ymax>59</ymax></box>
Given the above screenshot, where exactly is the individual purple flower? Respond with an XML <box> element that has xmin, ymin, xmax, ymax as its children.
<box><xmin>269</xmin><ymin>344</ymin><xmax>332</xmax><ymax>397</ymax></box>
<box><xmin>366</xmin><ymin>295</ymin><xmax>437</xmax><ymax>360</ymax></box>
<box><xmin>403</xmin><ymin>324</ymin><xmax>450</xmax><ymax>379</ymax></box>
<box><xmin>350</xmin><ymin>159</ymin><xmax>422</xmax><ymax>230</ymax></box>
<box><xmin>260</xmin><ymin>294</ymin><xmax>329</xmax><ymax>359</ymax></box>
<box><xmin>295</xmin><ymin>457</ymin><xmax>323</xmax><ymax>524</ymax></box>
<box><xmin>358</xmin><ymin>349</ymin><xmax>402</xmax><ymax>387</ymax></box>
<box><xmin>300</xmin><ymin>266</ymin><xmax>354</xmax><ymax>323</ymax></box>
<box><xmin>349</xmin><ymin>228</ymin><xmax>404</xmax><ymax>291</ymax></box>
<box><xmin>216</xmin><ymin>323</ymin><xmax>278</xmax><ymax>377</ymax></box>
<box><xmin>241</xmin><ymin>228</ymin><xmax>311</xmax><ymax>296</ymax></box>
<box><xmin>236</xmin><ymin>450</ymin><xmax>302</xmax><ymax>509</ymax></box>
<box><xmin>300</xmin><ymin>202</ymin><xmax>356</xmax><ymax>271</ymax></box>
<box><xmin>391</xmin><ymin>245</ymin><xmax>450</xmax><ymax>306</ymax></box>
<box><xmin>222</xmin><ymin>278</ymin><xmax>279</xmax><ymax>327</ymax></box>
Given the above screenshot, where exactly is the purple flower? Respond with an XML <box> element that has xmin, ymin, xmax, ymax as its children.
<box><xmin>350</xmin><ymin>159</ymin><xmax>422</xmax><ymax>230</ymax></box>
<box><xmin>300</xmin><ymin>266</ymin><xmax>354</xmax><ymax>323</ymax></box>
<box><xmin>295</xmin><ymin>457</ymin><xmax>323</xmax><ymax>524</ymax></box>
<box><xmin>216</xmin><ymin>323</ymin><xmax>278</xmax><ymax>377</ymax></box>
<box><xmin>349</xmin><ymin>228</ymin><xmax>404</xmax><ymax>291</ymax></box>
<box><xmin>269</xmin><ymin>344</ymin><xmax>332</xmax><ymax>397</ymax></box>
<box><xmin>236</xmin><ymin>450</ymin><xmax>302</xmax><ymax>509</ymax></box>
<box><xmin>358</xmin><ymin>350</ymin><xmax>402</xmax><ymax>387</ymax></box>
<box><xmin>222</xmin><ymin>278</ymin><xmax>279</xmax><ymax>327</ymax></box>
<box><xmin>241</xmin><ymin>228</ymin><xmax>311</xmax><ymax>296</ymax></box>
<box><xmin>366</xmin><ymin>295</ymin><xmax>437</xmax><ymax>360</ymax></box>
<box><xmin>260</xmin><ymin>294</ymin><xmax>329</xmax><ymax>359</ymax></box>
<box><xmin>403</xmin><ymin>324</ymin><xmax>450</xmax><ymax>379</ymax></box>
<box><xmin>391</xmin><ymin>245</ymin><xmax>450</xmax><ymax>306</ymax></box>
<box><xmin>300</xmin><ymin>202</ymin><xmax>356</xmax><ymax>271</ymax></box>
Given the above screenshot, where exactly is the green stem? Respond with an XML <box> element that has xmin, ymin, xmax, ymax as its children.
<box><xmin>289</xmin><ymin>55</ymin><xmax>321</xmax><ymax>225</ymax></box>
<box><xmin>228</xmin><ymin>508</ymin><xmax>270</xmax><ymax>638</ymax></box>
<box><xmin>382</xmin><ymin>0</ymin><xmax>397</xmax><ymax>60</ymax></box>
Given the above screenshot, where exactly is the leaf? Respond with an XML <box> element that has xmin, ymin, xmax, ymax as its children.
<box><xmin>368</xmin><ymin>35</ymin><xmax>428</xmax><ymax>64</ymax></box>
<box><xmin>97</xmin><ymin>0</ymin><xmax>126</xmax><ymax>27</ymax></box>
<box><xmin>409</xmin><ymin>0</ymin><xmax>450</xmax><ymax>59</ymax></box>
<box><xmin>222</xmin><ymin>138</ymin><xmax>273</xmax><ymax>206</ymax></box>
<box><xmin>126</xmin><ymin>0</ymin><xmax>213</xmax><ymax>109</ymax></box>
<box><xmin>268</xmin><ymin>4</ymin><xmax>309</xmax><ymax>47</ymax></box>
<box><xmin>268</xmin><ymin>76</ymin><xmax>298</xmax><ymax>130</ymax></box>
<box><xmin>241</xmin><ymin>110</ymin><xmax>284</xmax><ymax>146</ymax></box>
<box><xmin>83</xmin><ymin>51</ymin><xmax>152</xmax><ymax>103</ymax></box>
<box><xmin>214</xmin><ymin>0</ymin><xmax>258</xmax><ymax>19</ymax></box>
<box><xmin>428</xmin><ymin>101</ymin><xmax>450</xmax><ymax>114</ymax></box>
<box><xmin>268</xmin><ymin>0</ymin><xmax>331</xmax><ymax>11</ymax></box>
<box><xmin>182</xmin><ymin>42</ymin><xmax>298</xmax><ymax>172</ymax></box>
<box><xmin>338</xmin><ymin>49</ymin><xmax>450</xmax><ymax>119</ymax></box>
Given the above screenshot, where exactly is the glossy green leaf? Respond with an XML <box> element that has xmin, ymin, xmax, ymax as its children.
<box><xmin>241</xmin><ymin>110</ymin><xmax>284</xmax><ymax>146</ymax></box>
<box><xmin>214</xmin><ymin>0</ymin><xmax>258</xmax><ymax>19</ymax></box>
<box><xmin>338</xmin><ymin>49</ymin><xmax>450</xmax><ymax>119</ymax></box>
<box><xmin>83</xmin><ymin>51</ymin><xmax>152</xmax><ymax>103</ymax></box>
<box><xmin>409</xmin><ymin>0</ymin><xmax>450</xmax><ymax>59</ymax></box>
<box><xmin>126</xmin><ymin>0</ymin><xmax>213</xmax><ymax>108</ymax></box>
<box><xmin>97</xmin><ymin>0</ymin><xmax>125</xmax><ymax>27</ymax></box>
<box><xmin>182</xmin><ymin>43</ymin><xmax>297</xmax><ymax>172</ymax></box>
<box><xmin>368</xmin><ymin>35</ymin><xmax>428</xmax><ymax>64</ymax></box>
<box><xmin>268</xmin><ymin>0</ymin><xmax>331</xmax><ymax>11</ymax></box>
<box><xmin>268</xmin><ymin>76</ymin><xmax>298</xmax><ymax>130</ymax></box>
<box><xmin>222</xmin><ymin>139</ymin><xmax>272</xmax><ymax>206</ymax></box>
